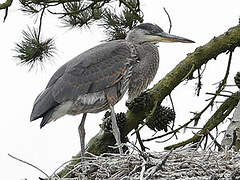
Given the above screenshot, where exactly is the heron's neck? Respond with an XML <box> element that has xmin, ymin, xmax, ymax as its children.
<box><xmin>125</xmin><ymin>30</ymin><xmax>148</xmax><ymax>44</ymax></box>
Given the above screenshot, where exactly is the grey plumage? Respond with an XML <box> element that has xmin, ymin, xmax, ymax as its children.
<box><xmin>30</xmin><ymin>40</ymin><xmax>135</xmax><ymax>127</ymax></box>
<box><xmin>30</xmin><ymin>23</ymin><xmax>194</xmax><ymax>155</ymax></box>
<box><xmin>128</xmin><ymin>42</ymin><xmax>159</xmax><ymax>100</ymax></box>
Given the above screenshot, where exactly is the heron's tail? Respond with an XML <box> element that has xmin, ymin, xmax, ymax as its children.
<box><xmin>30</xmin><ymin>88</ymin><xmax>59</xmax><ymax>128</ymax></box>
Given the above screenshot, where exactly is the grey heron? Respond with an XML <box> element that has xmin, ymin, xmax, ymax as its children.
<box><xmin>30</xmin><ymin>23</ymin><xmax>194</xmax><ymax>156</ymax></box>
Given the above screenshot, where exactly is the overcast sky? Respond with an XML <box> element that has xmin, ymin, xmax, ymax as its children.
<box><xmin>1</xmin><ymin>0</ymin><xmax>240</xmax><ymax>179</ymax></box>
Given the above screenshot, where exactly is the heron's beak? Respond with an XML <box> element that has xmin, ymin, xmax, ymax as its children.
<box><xmin>155</xmin><ymin>32</ymin><xmax>195</xmax><ymax>43</ymax></box>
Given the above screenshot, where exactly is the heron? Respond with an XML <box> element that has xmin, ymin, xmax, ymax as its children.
<box><xmin>30</xmin><ymin>23</ymin><xmax>194</xmax><ymax>156</ymax></box>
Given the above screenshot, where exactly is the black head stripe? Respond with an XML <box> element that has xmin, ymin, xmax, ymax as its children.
<box><xmin>134</xmin><ymin>23</ymin><xmax>163</xmax><ymax>33</ymax></box>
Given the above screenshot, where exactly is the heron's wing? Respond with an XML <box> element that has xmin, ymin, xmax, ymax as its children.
<box><xmin>31</xmin><ymin>40</ymin><xmax>132</xmax><ymax>122</ymax></box>
<box><xmin>50</xmin><ymin>40</ymin><xmax>132</xmax><ymax>103</ymax></box>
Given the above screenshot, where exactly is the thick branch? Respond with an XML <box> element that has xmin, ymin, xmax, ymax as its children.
<box><xmin>164</xmin><ymin>91</ymin><xmax>240</xmax><ymax>150</ymax></box>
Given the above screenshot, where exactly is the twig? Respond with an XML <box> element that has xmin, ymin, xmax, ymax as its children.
<box><xmin>158</xmin><ymin>149</ymin><xmax>173</xmax><ymax>169</ymax></box>
<box><xmin>163</xmin><ymin>7</ymin><xmax>172</xmax><ymax>33</ymax></box>
<box><xmin>3</xmin><ymin>6</ymin><xmax>8</xmax><ymax>22</ymax></box>
<box><xmin>38</xmin><ymin>6</ymin><xmax>46</xmax><ymax>41</ymax></box>
<box><xmin>156</xmin><ymin>133</ymin><xmax>176</xmax><ymax>143</ymax></box>
<box><xmin>196</xmin><ymin>68</ymin><xmax>202</xmax><ymax>96</ymax></box>
<box><xmin>8</xmin><ymin>154</ymin><xmax>50</xmax><ymax>179</ymax></box>
<box><xmin>206</xmin><ymin>92</ymin><xmax>231</xmax><ymax>98</ymax></box>
<box><xmin>207</xmin><ymin>131</ymin><xmax>222</xmax><ymax>151</ymax></box>
<box><xmin>135</xmin><ymin>127</ymin><xmax>147</xmax><ymax>151</ymax></box>
<box><xmin>146</xmin><ymin>149</ymin><xmax>173</xmax><ymax>179</ymax></box>
<box><xmin>228</xmin><ymin>129</ymin><xmax>237</xmax><ymax>150</ymax></box>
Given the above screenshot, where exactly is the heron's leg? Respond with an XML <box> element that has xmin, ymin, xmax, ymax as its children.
<box><xmin>78</xmin><ymin>113</ymin><xmax>87</xmax><ymax>157</ymax></box>
<box><xmin>109</xmin><ymin>105</ymin><xmax>123</xmax><ymax>154</ymax></box>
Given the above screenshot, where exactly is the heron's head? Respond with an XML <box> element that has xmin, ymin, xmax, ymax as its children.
<box><xmin>126</xmin><ymin>23</ymin><xmax>195</xmax><ymax>44</ymax></box>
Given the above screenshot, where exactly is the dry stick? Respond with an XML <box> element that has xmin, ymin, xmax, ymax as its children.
<box><xmin>135</xmin><ymin>127</ymin><xmax>147</xmax><ymax>151</ymax></box>
<box><xmin>206</xmin><ymin>92</ymin><xmax>231</xmax><ymax>98</ymax></box>
<box><xmin>3</xmin><ymin>5</ymin><xmax>8</xmax><ymax>22</ymax></box>
<box><xmin>163</xmin><ymin>7</ymin><xmax>172</xmax><ymax>33</ymax></box>
<box><xmin>228</xmin><ymin>129</ymin><xmax>237</xmax><ymax>150</ymax></box>
<box><xmin>156</xmin><ymin>133</ymin><xmax>176</xmax><ymax>143</ymax></box>
<box><xmin>145</xmin><ymin>149</ymin><xmax>173</xmax><ymax>179</ymax></box>
<box><xmin>8</xmin><ymin>154</ymin><xmax>50</xmax><ymax>179</ymax></box>
<box><xmin>37</xmin><ymin>6</ymin><xmax>46</xmax><ymax>41</ymax></box>
<box><xmin>196</xmin><ymin>68</ymin><xmax>202</xmax><ymax>96</ymax></box>
<box><xmin>207</xmin><ymin>131</ymin><xmax>222</xmax><ymax>151</ymax></box>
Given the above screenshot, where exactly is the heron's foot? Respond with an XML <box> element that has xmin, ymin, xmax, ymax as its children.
<box><xmin>112</xmin><ymin>131</ymin><xmax>123</xmax><ymax>154</ymax></box>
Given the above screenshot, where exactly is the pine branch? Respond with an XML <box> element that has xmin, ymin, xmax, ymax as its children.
<box><xmin>14</xmin><ymin>27</ymin><xmax>56</xmax><ymax>70</ymax></box>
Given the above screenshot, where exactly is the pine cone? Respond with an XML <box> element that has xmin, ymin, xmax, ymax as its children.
<box><xmin>146</xmin><ymin>105</ymin><xmax>175</xmax><ymax>132</ymax></box>
<box><xmin>126</xmin><ymin>92</ymin><xmax>153</xmax><ymax>113</ymax></box>
<box><xmin>101</xmin><ymin>111</ymin><xmax>127</xmax><ymax>134</ymax></box>
<box><xmin>234</xmin><ymin>72</ymin><xmax>240</xmax><ymax>89</ymax></box>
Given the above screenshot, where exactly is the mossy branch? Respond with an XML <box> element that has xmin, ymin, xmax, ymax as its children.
<box><xmin>56</xmin><ymin>24</ymin><xmax>240</xmax><ymax>178</ymax></box>
<box><xmin>0</xmin><ymin>0</ymin><xmax>13</xmax><ymax>9</ymax></box>
<box><xmin>165</xmin><ymin>91</ymin><xmax>240</xmax><ymax>150</ymax></box>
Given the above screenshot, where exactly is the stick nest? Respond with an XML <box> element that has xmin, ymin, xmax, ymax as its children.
<box><xmin>53</xmin><ymin>147</ymin><xmax>240</xmax><ymax>180</ymax></box>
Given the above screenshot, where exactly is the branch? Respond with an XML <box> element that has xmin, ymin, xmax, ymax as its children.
<box><xmin>0</xmin><ymin>0</ymin><xmax>13</xmax><ymax>21</ymax></box>
<box><xmin>165</xmin><ymin>91</ymin><xmax>240</xmax><ymax>150</ymax></box>
<box><xmin>163</xmin><ymin>7</ymin><xmax>172</xmax><ymax>33</ymax></box>
<box><xmin>0</xmin><ymin>0</ymin><xmax>13</xmax><ymax>9</ymax></box>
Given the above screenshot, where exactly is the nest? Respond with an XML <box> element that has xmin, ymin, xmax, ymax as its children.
<box><xmin>53</xmin><ymin>146</ymin><xmax>240</xmax><ymax>180</ymax></box>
